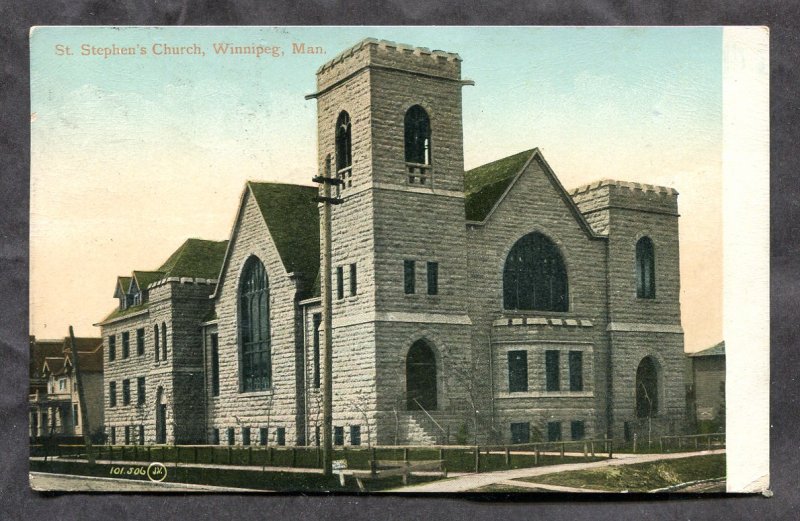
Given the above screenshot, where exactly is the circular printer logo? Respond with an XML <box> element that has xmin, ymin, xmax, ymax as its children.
<box><xmin>146</xmin><ymin>462</ymin><xmax>168</xmax><ymax>482</ymax></box>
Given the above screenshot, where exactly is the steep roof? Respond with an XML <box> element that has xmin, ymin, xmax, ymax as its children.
<box><xmin>100</xmin><ymin>238</ymin><xmax>227</xmax><ymax>325</ymax></box>
<box><xmin>30</xmin><ymin>338</ymin><xmax>63</xmax><ymax>380</ymax></box>
<box><xmin>247</xmin><ymin>181</ymin><xmax>320</xmax><ymax>279</ymax></box>
<box><xmin>62</xmin><ymin>337</ymin><xmax>103</xmax><ymax>353</ymax></box>
<box><xmin>690</xmin><ymin>341</ymin><xmax>725</xmax><ymax>358</ymax></box>
<box><xmin>65</xmin><ymin>343</ymin><xmax>104</xmax><ymax>372</ymax></box>
<box><xmin>131</xmin><ymin>271</ymin><xmax>165</xmax><ymax>291</ymax></box>
<box><xmin>464</xmin><ymin>149</ymin><xmax>536</xmax><ymax>222</ymax></box>
<box><xmin>157</xmin><ymin>238</ymin><xmax>229</xmax><ymax>280</ymax></box>
<box><xmin>98</xmin><ymin>303</ymin><xmax>149</xmax><ymax>324</ymax></box>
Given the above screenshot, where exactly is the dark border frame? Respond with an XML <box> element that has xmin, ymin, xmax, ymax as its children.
<box><xmin>1</xmin><ymin>1</ymin><xmax>796</xmax><ymax>519</ymax></box>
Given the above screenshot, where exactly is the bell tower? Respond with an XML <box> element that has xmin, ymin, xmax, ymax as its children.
<box><xmin>308</xmin><ymin>39</ymin><xmax>475</xmax><ymax>444</ymax></box>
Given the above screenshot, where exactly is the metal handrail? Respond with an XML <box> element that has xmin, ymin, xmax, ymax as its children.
<box><xmin>411</xmin><ymin>398</ymin><xmax>446</xmax><ymax>435</ymax></box>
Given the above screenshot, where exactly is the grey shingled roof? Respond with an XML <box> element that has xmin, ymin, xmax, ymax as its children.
<box><xmin>689</xmin><ymin>341</ymin><xmax>725</xmax><ymax>358</ymax></box>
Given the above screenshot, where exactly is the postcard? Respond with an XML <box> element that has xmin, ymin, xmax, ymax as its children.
<box><xmin>28</xmin><ymin>26</ymin><xmax>769</xmax><ymax>493</ymax></box>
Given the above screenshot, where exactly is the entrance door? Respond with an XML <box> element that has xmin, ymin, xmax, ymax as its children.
<box><xmin>406</xmin><ymin>340</ymin><xmax>437</xmax><ymax>410</ymax></box>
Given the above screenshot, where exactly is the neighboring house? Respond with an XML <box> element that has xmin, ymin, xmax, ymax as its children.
<box><xmin>97</xmin><ymin>38</ymin><xmax>686</xmax><ymax>447</ymax></box>
<box><xmin>687</xmin><ymin>341</ymin><xmax>726</xmax><ymax>432</ymax></box>
<box><xmin>29</xmin><ymin>336</ymin><xmax>104</xmax><ymax>438</ymax></box>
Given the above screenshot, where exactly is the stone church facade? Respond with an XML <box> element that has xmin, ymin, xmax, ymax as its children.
<box><xmin>98</xmin><ymin>38</ymin><xmax>686</xmax><ymax>447</ymax></box>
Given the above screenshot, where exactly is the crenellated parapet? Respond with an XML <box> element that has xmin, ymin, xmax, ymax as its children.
<box><xmin>315</xmin><ymin>38</ymin><xmax>462</xmax><ymax>92</ymax></box>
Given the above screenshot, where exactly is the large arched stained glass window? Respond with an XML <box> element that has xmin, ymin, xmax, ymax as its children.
<box><xmin>240</xmin><ymin>257</ymin><xmax>271</xmax><ymax>391</ymax></box>
<box><xmin>503</xmin><ymin>232</ymin><xmax>568</xmax><ymax>312</ymax></box>
<box><xmin>404</xmin><ymin>105</ymin><xmax>431</xmax><ymax>165</ymax></box>
<box><xmin>636</xmin><ymin>237</ymin><xmax>656</xmax><ymax>299</ymax></box>
<box><xmin>335</xmin><ymin>111</ymin><xmax>352</xmax><ymax>173</ymax></box>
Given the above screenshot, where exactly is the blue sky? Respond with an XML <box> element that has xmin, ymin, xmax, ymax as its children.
<box><xmin>30</xmin><ymin>26</ymin><xmax>722</xmax><ymax>349</ymax></box>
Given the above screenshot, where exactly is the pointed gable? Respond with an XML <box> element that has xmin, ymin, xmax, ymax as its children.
<box><xmin>113</xmin><ymin>276</ymin><xmax>131</xmax><ymax>298</ymax></box>
<box><xmin>465</xmin><ymin>148</ymin><xmax>601</xmax><ymax>240</ymax></box>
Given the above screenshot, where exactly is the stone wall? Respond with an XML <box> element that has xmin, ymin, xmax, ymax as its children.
<box><xmin>207</xmin><ymin>189</ymin><xmax>304</xmax><ymax>446</ymax></box>
<box><xmin>466</xmin><ymin>153</ymin><xmax>611</xmax><ymax>443</ymax></box>
<box><xmin>100</xmin><ymin>277</ymin><xmax>214</xmax><ymax>444</ymax></box>
<box><xmin>572</xmin><ymin>179</ymin><xmax>686</xmax><ymax>439</ymax></box>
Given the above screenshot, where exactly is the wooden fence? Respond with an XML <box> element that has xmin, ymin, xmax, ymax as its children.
<box><xmin>31</xmin><ymin>439</ymin><xmax>612</xmax><ymax>473</ymax></box>
<box><xmin>659</xmin><ymin>433</ymin><xmax>725</xmax><ymax>452</ymax></box>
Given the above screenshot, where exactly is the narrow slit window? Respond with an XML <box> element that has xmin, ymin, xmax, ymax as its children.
<box><xmin>508</xmin><ymin>350</ymin><xmax>528</xmax><ymax>392</ymax></box>
<box><xmin>427</xmin><ymin>261</ymin><xmax>438</xmax><ymax>295</ymax></box>
<box><xmin>153</xmin><ymin>325</ymin><xmax>160</xmax><ymax>361</ymax></box>
<box><xmin>312</xmin><ymin>313</ymin><xmax>321</xmax><ymax>389</ymax></box>
<box><xmin>210</xmin><ymin>333</ymin><xmax>220</xmax><ymax>396</ymax></box>
<box><xmin>350</xmin><ymin>263</ymin><xmax>357</xmax><ymax>296</ymax></box>
<box><xmin>404</xmin><ymin>260</ymin><xmax>415</xmax><ymax>294</ymax></box>
<box><xmin>569</xmin><ymin>351</ymin><xmax>583</xmax><ymax>391</ymax></box>
<box><xmin>546</xmin><ymin>350</ymin><xmax>560</xmax><ymax>391</ymax></box>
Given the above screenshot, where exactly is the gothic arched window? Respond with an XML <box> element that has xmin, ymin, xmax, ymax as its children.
<box><xmin>636</xmin><ymin>237</ymin><xmax>656</xmax><ymax>299</ymax></box>
<box><xmin>503</xmin><ymin>232</ymin><xmax>568</xmax><ymax>312</ymax></box>
<box><xmin>335</xmin><ymin>111</ymin><xmax>352</xmax><ymax>173</ymax></box>
<box><xmin>239</xmin><ymin>257</ymin><xmax>271</xmax><ymax>392</ymax></box>
<box><xmin>404</xmin><ymin>105</ymin><xmax>431</xmax><ymax>165</ymax></box>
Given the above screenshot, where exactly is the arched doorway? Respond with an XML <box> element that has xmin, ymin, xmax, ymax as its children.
<box><xmin>155</xmin><ymin>386</ymin><xmax>167</xmax><ymax>444</ymax></box>
<box><xmin>635</xmin><ymin>357</ymin><xmax>659</xmax><ymax>418</ymax></box>
<box><xmin>406</xmin><ymin>340</ymin><xmax>437</xmax><ymax>411</ymax></box>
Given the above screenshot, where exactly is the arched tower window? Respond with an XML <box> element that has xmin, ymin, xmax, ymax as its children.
<box><xmin>404</xmin><ymin>105</ymin><xmax>431</xmax><ymax>165</ymax></box>
<box><xmin>503</xmin><ymin>232</ymin><xmax>568</xmax><ymax>311</ymax></box>
<box><xmin>406</xmin><ymin>340</ymin><xmax>437</xmax><ymax>411</ymax></box>
<box><xmin>636</xmin><ymin>356</ymin><xmax>659</xmax><ymax>418</ymax></box>
<box><xmin>335</xmin><ymin>111</ymin><xmax>352</xmax><ymax>173</ymax></box>
<box><xmin>239</xmin><ymin>256</ymin><xmax>271</xmax><ymax>392</ymax></box>
<box><xmin>636</xmin><ymin>237</ymin><xmax>656</xmax><ymax>299</ymax></box>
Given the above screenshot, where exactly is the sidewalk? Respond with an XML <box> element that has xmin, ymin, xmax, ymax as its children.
<box><xmin>387</xmin><ymin>449</ymin><xmax>726</xmax><ymax>493</ymax></box>
<box><xmin>29</xmin><ymin>471</ymin><xmax>265</xmax><ymax>493</ymax></box>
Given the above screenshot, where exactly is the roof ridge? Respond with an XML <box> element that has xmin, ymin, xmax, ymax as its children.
<box><xmin>246</xmin><ymin>179</ymin><xmax>316</xmax><ymax>189</ymax></box>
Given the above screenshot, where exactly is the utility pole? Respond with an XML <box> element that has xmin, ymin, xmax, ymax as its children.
<box><xmin>69</xmin><ymin>326</ymin><xmax>95</xmax><ymax>464</ymax></box>
<box><xmin>313</xmin><ymin>161</ymin><xmax>343</xmax><ymax>476</ymax></box>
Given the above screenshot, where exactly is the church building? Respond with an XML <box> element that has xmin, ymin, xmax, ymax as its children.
<box><xmin>98</xmin><ymin>38</ymin><xmax>686</xmax><ymax>447</ymax></box>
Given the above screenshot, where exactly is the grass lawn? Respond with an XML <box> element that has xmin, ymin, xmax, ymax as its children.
<box><xmin>517</xmin><ymin>454</ymin><xmax>725</xmax><ymax>492</ymax></box>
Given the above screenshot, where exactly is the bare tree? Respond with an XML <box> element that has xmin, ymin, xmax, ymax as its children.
<box><xmin>640</xmin><ymin>382</ymin><xmax>653</xmax><ymax>448</ymax></box>
<box><xmin>351</xmin><ymin>389</ymin><xmax>373</xmax><ymax>449</ymax></box>
<box><xmin>447</xmin><ymin>356</ymin><xmax>485</xmax><ymax>446</ymax></box>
